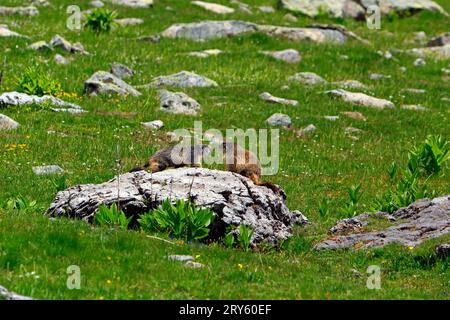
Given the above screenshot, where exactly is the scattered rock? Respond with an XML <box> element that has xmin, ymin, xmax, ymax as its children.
<box><xmin>259</xmin><ymin>92</ymin><xmax>298</xmax><ymax>106</ymax></box>
<box><xmin>436</xmin><ymin>243</ymin><xmax>450</xmax><ymax>257</ymax></box>
<box><xmin>161</xmin><ymin>20</ymin><xmax>257</xmax><ymax>41</ymax></box>
<box><xmin>32</xmin><ymin>0</ymin><xmax>50</xmax><ymax>6</ymax></box>
<box><xmin>401</xmin><ymin>104</ymin><xmax>428</xmax><ymax>111</ymax></box>
<box><xmin>316</xmin><ymin>195</ymin><xmax>450</xmax><ymax>250</ymax></box>
<box><xmin>148</xmin><ymin>71</ymin><xmax>218</xmax><ymax>88</ymax></box>
<box><xmin>192</xmin><ymin>1</ymin><xmax>235</xmax><ymax>14</ymax></box>
<box><xmin>0</xmin><ymin>285</ymin><xmax>32</xmax><ymax>300</ymax></box>
<box><xmin>402</xmin><ymin>88</ymin><xmax>426</xmax><ymax>94</ymax></box>
<box><xmin>50</xmin><ymin>35</ymin><xmax>88</xmax><ymax>55</ymax></box>
<box><xmin>90</xmin><ymin>0</ymin><xmax>105</xmax><ymax>8</ymax></box>
<box><xmin>32</xmin><ymin>165</ymin><xmax>64</xmax><ymax>175</ymax></box>
<box><xmin>0</xmin><ymin>92</ymin><xmax>84</xmax><ymax>113</ymax></box>
<box><xmin>280</xmin><ymin>0</ymin><xmax>366</xmax><ymax>20</ymax></box>
<box><xmin>110</xmin><ymin>63</ymin><xmax>135</xmax><ymax>79</ymax></box>
<box><xmin>344</xmin><ymin>126</ymin><xmax>364</xmax><ymax>134</ymax></box>
<box><xmin>54</xmin><ymin>54</ymin><xmax>69</xmax><ymax>65</ymax></box>
<box><xmin>369</xmin><ymin>73</ymin><xmax>391</xmax><ymax>80</ymax></box>
<box><xmin>259</xmin><ymin>6</ymin><xmax>275</xmax><ymax>13</ymax></box>
<box><xmin>326</xmin><ymin>89</ymin><xmax>395</xmax><ymax>109</ymax></box>
<box><xmin>0</xmin><ymin>24</ymin><xmax>24</xmax><ymax>37</ymax></box>
<box><xmin>427</xmin><ymin>32</ymin><xmax>450</xmax><ymax>47</ymax></box>
<box><xmin>324</xmin><ymin>115</ymin><xmax>339</xmax><ymax>121</ymax></box>
<box><xmin>109</xmin><ymin>0</ymin><xmax>153</xmax><ymax>7</ymax></box>
<box><xmin>0</xmin><ymin>6</ymin><xmax>39</xmax><ymax>16</ymax></box>
<box><xmin>341</xmin><ymin>111</ymin><xmax>366</xmax><ymax>121</ymax></box>
<box><xmin>186</xmin><ymin>49</ymin><xmax>223</xmax><ymax>58</ymax></box>
<box><xmin>360</xmin><ymin>0</ymin><xmax>448</xmax><ymax>16</ymax></box>
<box><xmin>27</xmin><ymin>40</ymin><xmax>52</xmax><ymax>51</ymax></box>
<box><xmin>135</xmin><ymin>34</ymin><xmax>161</xmax><ymax>43</ymax></box>
<box><xmin>283</xmin><ymin>13</ymin><xmax>298</xmax><ymax>22</ymax></box>
<box><xmin>184</xmin><ymin>261</ymin><xmax>206</xmax><ymax>268</ymax></box>
<box><xmin>167</xmin><ymin>255</ymin><xmax>194</xmax><ymax>262</ymax></box>
<box><xmin>85</xmin><ymin>71</ymin><xmax>141</xmax><ymax>96</ymax></box>
<box><xmin>409</xmin><ymin>45</ymin><xmax>450</xmax><ymax>60</ymax></box>
<box><xmin>46</xmin><ymin>168</ymin><xmax>302</xmax><ymax>245</ymax></box>
<box><xmin>114</xmin><ymin>18</ymin><xmax>144</xmax><ymax>26</ymax></box>
<box><xmin>0</xmin><ymin>114</ymin><xmax>20</xmax><ymax>130</ymax></box>
<box><xmin>231</xmin><ymin>0</ymin><xmax>252</xmax><ymax>13</ymax></box>
<box><xmin>330</xmin><ymin>217</ymin><xmax>365</xmax><ymax>234</ymax></box>
<box><xmin>142</xmin><ymin>120</ymin><xmax>164</xmax><ymax>129</ymax></box>
<box><xmin>262</xmin><ymin>49</ymin><xmax>301</xmax><ymax>63</ymax></box>
<box><xmin>266</xmin><ymin>113</ymin><xmax>292</xmax><ymax>127</ymax></box>
<box><xmin>159</xmin><ymin>90</ymin><xmax>201</xmax><ymax>115</ymax></box>
<box><xmin>288</xmin><ymin>72</ymin><xmax>326</xmax><ymax>85</ymax></box>
<box><xmin>399</xmin><ymin>66</ymin><xmax>407</xmax><ymax>72</ymax></box>
<box><xmin>413</xmin><ymin>58</ymin><xmax>426</xmax><ymax>66</ymax></box>
<box><xmin>296</xmin><ymin>124</ymin><xmax>317</xmax><ymax>136</ymax></box>
<box><xmin>332</xmin><ymin>79</ymin><xmax>367</xmax><ymax>89</ymax></box>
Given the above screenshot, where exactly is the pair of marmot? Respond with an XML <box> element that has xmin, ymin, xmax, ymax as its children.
<box><xmin>130</xmin><ymin>141</ymin><xmax>285</xmax><ymax>199</ymax></box>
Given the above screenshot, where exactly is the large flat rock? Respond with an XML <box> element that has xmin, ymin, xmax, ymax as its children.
<box><xmin>46</xmin><ymin>168</ymin><xmax>303</xmax><ymax>244</ymax></box>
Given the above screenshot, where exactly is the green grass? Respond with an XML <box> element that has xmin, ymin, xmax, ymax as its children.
<box><xmin>0</xmin><ymin>0</ymin><xmax>449</xmax><ymax>299</ymax></box>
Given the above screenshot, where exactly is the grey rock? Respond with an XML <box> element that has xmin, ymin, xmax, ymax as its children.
<box><xmin>148</xmin><ymin>71</ymin><xmax>218</xmax><ymax>88</ymax></box>
<box><xmin>296</xmin><ymin>124</ymin><xmax>317</xmax><ymax>136</ymax></box>
<box><xmin>142</xmin><ymin>120</ymin><xmax>164</xmax><ymax>129</ymax></box>
<box><xmin>332</xmin><ymin>79</ymin><xmax>367</xmax><ymax>89</ymax></box>
<box><xmin>0</xmin><ymin>114</ymin><xmax>20</xmax><ymax>130</ymax></box>
<box><xmin>316</xmin><ymin>195</ymin><xmax>450</xmax><ymax>250</ymax></box>
<box><xmin>50</xmin><ymin>35</ymin><xmax>72</xmax><ymax>52</ymax></box>
<box><xmin>0</xmin><ymin>6</ymin><xmax>39</xmax><ymax>16</ymax></box>
<box><xmin>186</xmin><ymin>49</ymin><xmax>223</xmax><ymax>58</ymax></box>
<box><xmin>369</xmin><ymin>73</ymin><xmax>391</xmax><ymax>80</ymax></box>
<box><xmin>135</xmin><ymin>34</ymin><xmax>161</xmax><ymax>43</ymax></box>
<box><xmin>231</xmin><ymin>0</ymin><xmax>252</xmax><ymax>13</ymax></box>
<box><xmin>33</xmin><ymin>165</ymin><xmax>64</xmax><ymax>175</ymax></box>
<box><xmin>85</xmin><ymin>71</ymin><xmax>141</xmax><ymax>96</ymax></box>
<box><xmin>409</xmin><ymin>45</ymin><xmax>450</xmax><ymax>60</ymax></box>
<box><xmin>109</xmin><ymin>0</ymin><xmax>153</xmax><ymax>7</ymax></box>
<box><xmin>184</xmin><ymin>261</ymin><xmax>206</xmax><ymax>268</ymax></box>
<box><xmin>292</xmin><ymin>210</ymin><xmax>309</xmax><ymax>224</ymax></box>
<box><xmin>259</xmin><ymin>6</ymin><xmax>275</xmax><ymax>13</ymax></box>
<box><xmin>436</xmin><ymin>243</ymin><xmax>450</xmax><ymax>257</ymax></box>
<box><xmin>262</xmin><ymin>48</ymin><xmax>301</xmax><ymax>63</ymax></box>
<box><xmin>259</xmin><ymin>92</ymin><xmax>298</xmax><ymax>106</ymax></box>
<box><xmin>413</xmin><ymin>58</ymin><xmax>426</xmax><ymax>66</ymax></box>
<box><xmin>288</xmin><ymin>72</ymin><xmax>326</xmax><ymax>85</ymax></box>
<box><xmin>161</xmin><ymin>20</ymin><xmax>257</xmax><ymax>41</ymax></box>
<box><xmin>359</xmin><ymin>0</ymin><xmax>448</xmax><ymax>16</ymax></box>
<box><xmin>0</xmin><ymin>92</ymin><xmax>84</xmax><ymax>113</ymax></box>
<box><xmin>28</xmin><ymin>40</ymin><xmax>52</xmax><ymax>51</ymax></box>
<box><xmin>402</xmin><ymin>88</ymin><xmax>426</xmax><ymax>94</ymax></box>
<box><xmin>110</xmin><ymin>63</ymin><xmax>135</xmax><ymax>79</ymax></box>
<box><xmin>159</xmin><ymin>90</ymin><xmax>201</xmax><ymax>115</ymax></box>
<box><xmin>266</xmin><ymin>113</ymin><xmax>292</xmax><ymax>127</ymax></box>
<box><xmin>280</xmin><ymin>0</ymin><xmax>366</xmax><ymax>19</ymax></box>
<box><xmin>257</xmin><ymin>24</ymin><xmax>349</xmax><ymax>44</ymax></box>
<box><xmin>0</xmin><ymin>285</ymin><xmax>32</xmax><ymax>300</ymax></box>
<box><xmin>54</xmin><ymin>54</ymin><xmax>69</xmax><ymax>65</ymax></box>
<box><xmin>90</xmin><ymin>0</ymin><xmax>105</xmax><ymax>8</ymax></box>
<box><xmin>401</xmin><ymin>104</ymin><xmax>428</xmax><ymax>111</ymax></box>
<box><xmin>341</xmin><ymin>111</ymin><xmax>366</xmax><ymax>121</ymax></box>
<box><xmin>329</xmin><ymin>217</ymin><xmax>365</xmax><ymax>234</ymax></box>
<box><xmin>0</xmin><ymin>24</ymin><xmax>24</xmax><ymax>37</ymax></box>
<box><xmin>167</xmin><ymin>255</ymin><xmax>194</xmax><ymax>262</ymax></box>
<box><xmin>344</xmin><ymin>126</ymin><xmax>364</xmax><ymax>134</ymax></box>
<box><xmin>192</xmin><ymin>1</ymin><xmax>235</xmax><ymax>14</ymax></box>
<box><xmin>32</xmin><ymin>0</ymin><xmax>50</xmax><ymax>6</ymax></box>
<box><xmin>283</xmin><ymin>13</ymin><xmax>298</xmax><ymax>22</ymax></box>
<box><xmin>114</xmin><ymin>18</ymin><xmax>144</xmax><ymax>26</ymax></box>
<box><xmin>326</xmin><ymin>89</ymin><xmax>395</xmax><ymax>109</ymax></box>
<box><xmin>324</xmin><ymin>115</ymin><xmax>339</xmax><ymax>121</ymax></box>
<box><xmin>427</xmin><ymin>32</ymin><xmax>450</xmax><ymax>47</ymax></box>
<box><xmin>45</xmin><ymin>168</ymin><xmax>302</xmax><ymax>245</ymax></box>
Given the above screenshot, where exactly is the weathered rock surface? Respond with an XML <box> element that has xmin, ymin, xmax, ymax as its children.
<box><xmin>280</xmin><ymin>0</ymin><xmax>366</xmax><ymax>19</ymax></box>
<box><xmin>341</xmin><ymin>111</ymin><xmax>366</xmax><ymax>121</ymax></box>
<box><xmin>91</xmin><ymin>0</ymin><xmax>105</xmax><ymax>8</ymax></box>
<box><xmin>161</xmin><ymin>20</ymin><xmax>257</xmax><ymax>41</ymax></box>
<box><xmin>409</xmin><ymin>45</ymin><xmax>450</xmax><ymax>60</ymax></box>
<box><xmin>288</xmin><ymin>72</ymin><xmax>326</xmax><ymax>85</ymax></box>
<box><xmin>0</xmin><ymin>92</ymin><xmax>85</xmax><ymax>113</ymax></box>
<box><xmin>148</xmin><ymin>71</ymin><xmax>218</xmax><ymax>88</ymax></box>
<box><xmin>0</xmin><ymin>285</ymin><xmax>32</xmax><ymax>300</ymax></box>
<box><xmin>186</xmin><ymin>49</ymin><xmax>223</xmax><ymax>58</ymax></box>
<box><xmin>192</xmin><ymin>1</ymin><xmax>235</xmax><ymax>14</ymax></box>
<box><xmin>436</xmin><ymin>243</ymin><xmax>450</xmax><ymax>257</ymax></box>
<box><xmin>316</xmin><ymin>195</ymin><xmax>450</xmax><ymax>250</ymax></box>
<box><xmin>401</xmin><ymin>104</ymin><xmax>428</xmax><ymax>111</ymax></box>
<box><xmin>33</xmin><ymin>165</ymin><xmax>64</xmax><ymax>175</ymax></box>
<box><xmin>369</xmin><ymin>73</ymin><xmax>391</xmax><ymax>80</ymax></box>
<box><xmin>360</xmin><ymin>0</ymin><xmax>448</xmax><ymax>16</ymax></box>
<box><xmin>54</xmin><ymin>54</ymin><xmax>69</xmax><ymax>65</ymax></box>
<box><xmin>296</xmin><ymin>124</ymin><xmax>317</xmax><ymax>136</ymax></box>
<box><xmin>142</xmin><ymin>120</ymin><xmax>164</xmax><ymax>129</ymax></box>
<box><xmin>332</xmin><ymin>79</ymin><xmax>368</xmax><ymax>89</ymax></box>
<box><xmin>50</xmin><ymin>35</ymin><xmax>88</xmax><ymax>54</ymax></box>
<box><xmin>159</xmin><ymin>90</ymin><xmax>201</xmax><ymax>115</ymax></box>
<box><xmin>109</xmin><ymin>0</ymin><xmax>153</xmax><ymax>7</ymax></box>
<box><xmin>167</xmin><ymin>255</ymin><xmax>194</xmax><ymax>262</ymax></box>
<box><xmin>110</xmin><ymin>63</ymin><xmax>135</xmax><ymax>79</ymax></box>
<box><xmin>115</xmin><ymin>18</ymin><xmax>144</xmax><ymax>26</ymax></box>
<box><xmin>326</xmin><ymin>89</ymin><xmax>395</xmax><ymax>109</ymax></box>
<box><xmin>257</xmin><ymin>24</ymin><xmax>349</xmax><ymax>44</ymax></box>
<box><xmin>85</xmin><ymin>71</ymin><xmax>141</xmax><ymax>96</ymax></box>
<box><xmin>260</xmin><ymin>92</ymin><xmax>298</xmax><ymax>106</ymax></box>
<box><xmin>0</xmin><ymin>24</ymin><xmax>24</xmax><ymax>37</ymax></box>
<box><xmin>0</xmin><ymin>114</ymin><xmax>20</xmax><ymax>130</ymax></box>
<box><xmin>266</xmin><ymin>113</ymin><xmax>292</xmax><ymax>127</ymax></box>
<box><xmin>45</xmin><ymin>168</ymin><xmax>302</xmax><ymax>244</ymax></box>
<box><xmin>427</xmin><ymin>32</ymin><xmax>450</xmax><ymax>47</ymax></box>
<box><xmin>0</xmin><ymin>6</ymin><xmax>39</xmax><ymax>16</ymax></box>
<box><xmin>262</xmin><ymin>49</ymin><xmax>301</xmax><ymax>63</ymax></box>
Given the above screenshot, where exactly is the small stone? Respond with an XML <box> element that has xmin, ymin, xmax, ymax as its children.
<box><xmin>231</xmin><ymin>0</ymin><xmax>252</xmax><ymax>13</ymax></box>
<box><xmin>401</xmin><ymin>104</ymin><xmax>428</xmax><ymax>111</ymax></box>
<box><xmin>427</xmin><ymin>33</ymin><xmax>450</xmax><ymax>47</ymax></box>
<box><xmin>0</xmin><ymin>285</ymin><xmax>32</xmax><ymax>300</ymax></box>
<box><xmin>436</xmin><ymin>243</ymin><xmax>450</xmax><ymax>258</ymax></box>
<box><xmin>159</xmin><ymin>90</ymin><xmax>200</xmax><ymax>115</ymax></box>
<box><xmin>351</xmin><ymin>268</ymin><xmax>363</xmax><ymax>278</ymax></box>
<box><xmin>296</xmin><ymin>124</ymin><xmax>316</xmax><ymax>136</ymax></box>
<box><xmin>184</xmin><ymin>261</ymin><xmax>205</xmax><ymax>268</ymax></box>
<box><xmin>167</xmin><ymin>255</ymin><xmax>194</xmax><ymax>262</ymax></box>
<box><xmin>259</xmin><ymin>92</ymin><xmax>298</xmax><ymax>106</ymax></box>
<box><xmin>135</xmin><ymin>34</ymin><xmax>161</xmax><ymax>43</ymax></box>
<box><xmin>28</xmin><ymin>40</ymin><xmax>51</xmax><ymax>50</ymax></box>
<box><xmin>288</xmin><ymin>72</ymin><xmax>326</xmax><ymax>85</ymax></box>
<box><xmin>283</xmin><ymin>13</ymin><xmax>298</xmax><ymax>22</ymax></box>
<box><xmin>292</xmin><ymin>210</ymin><xmax>309</xmax><ymax>225</ymax></box>
<box><xmin>191</xmin><ymin>1</ymin><xmax>235</xmax><ymax>14</ymax></box>
<box><xmin>344</xmin><ymin>126</ymin><xmax>363</xmax><ymax>134</ymax></box>
<box><xmin>326</xmin><ymin>89</ymin><xmax>394</xmax><ymax>109</ymax></box>
<box><xmin>32</xmin><ymin>165</ymin><xmax>64</xmax><ymax>175</ymax></box>
<box><xmin>262</xmin><ymin>49</ymin><xmax>301</xmax><ymax>63</ymax></box>
<box><xmin>369</xmin><ymin>73</ymin><xmax>391</xmax><ymax>80</ymax></box>
<box><xmin>85</xmin><ymin>71</ymin><xmax>141</xmax><ymax>96</ymax></box>
<box><xmin>341</xmin><ymin>111</ymin><xmax>366</xmax><ymax>121</ymax></box>
<box><xmin>148</xmin><ymin>71</ymin><xmax>218</xmax><ymax>88</ymax></box>
<box><xmin>259</xmin><ymin>6</ymin><xmax>275</xmax><ymax>13</ymax></box>
<box><xmin>110</xmin><ymin>63</ymin><xmax>135</xmax><ymax>79</ymax></box>
<box><xmin>324</xmin><ymin>115</ymin><xmax>339</xmax><ymax>121</ymax></box>
<box><xmin>186</xmin><ymin>49</ymin><xmax>223</xmax><ymax>58</ymax></box>
<box><xmin>114</xmin><ymin>18</ymin><xmax>144</xmax><ymax>26</ymax></box>
<box><xmin>142</xmin><ymin>120</ymin><xmax>164</xmax><ymax>130</ymax></box>
<box><xmin>413</xmin><ymin>58</ymin><xmax>426</xmax><ymax>66</ymax></box>
<box><xmin>54</xmin><ymin>54</ymin><xmax>69</xmax><ymax>65</ymax></box>
<box><xmin>399</xmin><ymin>66</ymin><xmax>407</xmax><ymax>72</ymax></box>
<box><xmin>90</xmin><ymin>0</ymin><xmax>105</xmax><ymax>8</ymax></box>
<box><xmin>402</xmin><ymin>88</ymin><xmax>426</xmax><ymax>94</ymax></box>
<box><xmin>32</xmin><ymin>0</ymin><xmax>50</xmax><ymax>7</ymax></box>
<box><xmin>0</xmin><ymin>6</ymin><xmax>39</xmax><ymax>16</ymax></box>
<box><xmin>110</xmin><ymin>0</ymin><xmax>154</xmax><ymax>8</ymax></box>
<box><xmin>266</xmin><ymin>113</ymin><xmax>291</xmax><ymax>127</ymax></box>
<box><xmin>281</xmin><ymin>85</ymin><xmax>290</xmax><ymax>91</ymax></box>
<box><xmin>333</xmin><ymin>80</ymin><xmax>367</xmax><ymax>89</ymax></box>
<box><xmin>0</xmin><ymin>24</ymin><xmax>24</xmax><ymax>37</ymax></box>
<box><xmin>0</xmin><ymin>114</ymin><xmax>20</xmax><ymax>130</ymax></box>
<box><xmin>50</xmin><ymin>34</ymin><xmax>72</xmax><ymax>52</ymax></box>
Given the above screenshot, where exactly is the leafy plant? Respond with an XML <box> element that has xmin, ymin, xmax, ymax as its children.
<box><xmin>85</xmin><ymin>8</ymin><xmax>118</xmax><ymax>33</ymax></box>
<box><xmin>407</xmin><ymin>135</ymin><xmax>450</xmax><ymax>176</ymax></box>
<box><xmin>238</xmin><ymin>224</ymin><xmax>254</xmax><ymax>252</ymax></box>
<box><xmin>52</xmin><ymin>176</ymin><xmax>67</xmax><ymax>192</ymax></box>
<box><xmin>138</xmin><ymin>199</ymin><xmax>215</xmax><ymax>242</ymax></box>
<box><xmin>224</xmin><ymin>232</ymin><xmax>235</xmax><ymax>249</ymax></box>
<box><xmin>388</xmin><ymin>162</ymin><xmax>398</xmax><ymax>181</ymax></box>
<box><xmin>3</xmin><ymin>196</ymin><xmax>39</xmax><ymax>213</ymax></box>
<box><xmin>95</xmin><ymin>203</ymin><xmax>131</xmax><ymax>230</ymax></box>
<box><xmin>318</xmin><ymin>198</ymin><xmax>330</xmax><ymax>219</ymax></box>
<box><xmin>341</xmin><ymin>184</ymin><xmax>362</xmax><ymax>217</ymax></box>
<box><xmin>16</xmin><ymin>66</ymin><xmax>62</xmax><ymax>97</ymax></box>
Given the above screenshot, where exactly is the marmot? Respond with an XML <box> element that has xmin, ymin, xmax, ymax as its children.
<box><xmin>131</xmin><ymin>141</ymin><xmax>285</xmax><ymax>199</ymax></box>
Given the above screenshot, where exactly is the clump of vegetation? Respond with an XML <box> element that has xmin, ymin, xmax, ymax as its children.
<box><xmin>84</xmin><ymin>8</ymin><xmax>118</xmax><ymax>33</ymax></box>
<box><xmin>318</xmin><ymin>198</ymin><xmax>330</xmax><ymax>219</ymax></box>
<box><xmin>95</xmin><ymin>203</ymin><xmax>132</xmax><ymax>230</ymax></box>
<box><xmin>407</xmin><ymin>135</ymin><xmax>449</xmax><ymax>177</ymax></box>
<box><xmin>138</xmin><ymin>199</ymin><xmax>215</xmax><ymax>242</ymax></box>
<box><xmin>2</xmin><ymin>196</ymin><xmax>39</xmax><ymax>213</ymax></box>
<box><xmin>237</xmin><ymin>224</ymin><xmax>254</xmax><ymax>252</ymax></box>
<box><xmin>341</xmin><ymin>184</ymin><xmax>362</xmax><ymax>217</ymax></box>
<box><xmin>16</xmin><ymin>66</ymin><xmax>62</xmax><ymax>97</ymax></box>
